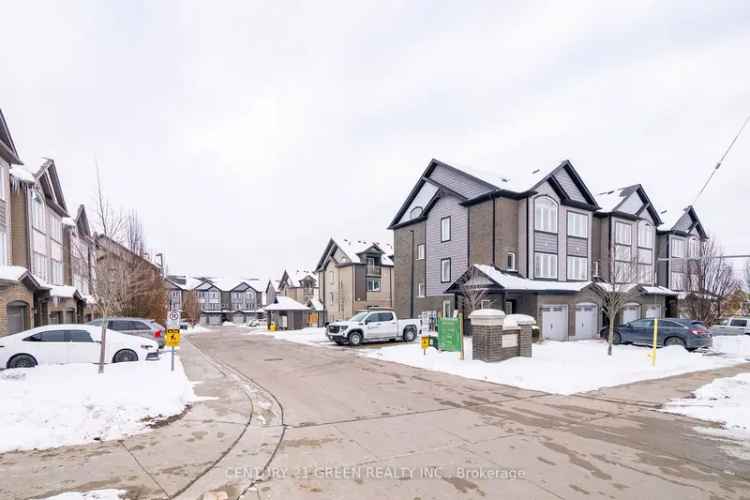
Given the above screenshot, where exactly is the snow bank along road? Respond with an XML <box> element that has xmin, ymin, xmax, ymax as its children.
<box><xmin>185</xmin><ymin>327</ymin><xmax>750</xmax><ymax>499</ymax></box>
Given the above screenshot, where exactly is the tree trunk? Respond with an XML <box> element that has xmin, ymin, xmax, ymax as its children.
<box><xmin>98</xmin><ymin>318</ymin><xmax>108</xmax><ymax>374</ymax></box>
<box><xmin>607</xmin><ymin>320</ymin><xmax>615</xmax><ymax>356</ymax></box>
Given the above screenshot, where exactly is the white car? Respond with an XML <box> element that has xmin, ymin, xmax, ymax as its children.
<box><xmin>0</xmin><ymin>324</ymin><xmax>160</xmax><ymax>369</ymax></box>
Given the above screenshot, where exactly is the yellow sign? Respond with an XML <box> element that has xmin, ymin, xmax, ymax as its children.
<box><xmin>421</xmin><ymin>336</ymin><xmax>430</xmax><ymax>349</ymax></box>
<box><xmin>165</xmin><ymin>329</ymin><xmax>181</xmax><ymax>347</ymax></box>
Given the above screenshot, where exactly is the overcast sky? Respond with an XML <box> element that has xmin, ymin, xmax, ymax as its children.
<box><xmin>1</xmin><ymin>1</ymin><xmax>748</xmax><ymax>280</ymax></box>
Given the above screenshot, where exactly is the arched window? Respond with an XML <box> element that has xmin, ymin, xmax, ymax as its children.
<box><xmin>534</xmin><ymin>197</ymin><xmax>558</xmax><ymax>233</ymax></box>
<box><xmin>409</xmin><ymin>206</ymin><xmax>423</xmax><ymax>219</ymax></box>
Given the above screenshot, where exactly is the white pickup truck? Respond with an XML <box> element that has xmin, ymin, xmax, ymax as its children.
<box><xmin>326</xmin><ymin>309</ymin><xmax>421</xmax><ymax>346</ymax></box>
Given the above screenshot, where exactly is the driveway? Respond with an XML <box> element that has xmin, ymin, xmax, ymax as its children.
<box><xmin>2</xmin><ymin>326</ymin><xmax>749</xmax><ymax>499</ymax></box>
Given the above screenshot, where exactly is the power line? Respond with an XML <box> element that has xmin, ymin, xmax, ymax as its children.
<box><xmin>691</xmin><ymin>113</ymin><xmax>750</xmax><ymax>206</ymax></box>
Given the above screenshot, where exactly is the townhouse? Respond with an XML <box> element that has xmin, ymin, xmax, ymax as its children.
<box><xmin>389</xmin><ymin>158</ymin><xmax>710</xmax><ymax>340</ymax></box>
<box><xmin>193</xmin><ymin>277</ymin><xmax>265</xmax><ymax>325</ymax></box>
<box><xmin>315</xmin><ymin>238</ymin><xmax>394</xmax><ymax>322</ymax></box>
<box><xmin>656</xmin><ymin>205</ymin><xmax>708</xmax><ymax>315</ymax></box>
<box><xmin>278</xmin><ymin>270</ymin><xmax>319</xmax><ymax>305</ymax></box>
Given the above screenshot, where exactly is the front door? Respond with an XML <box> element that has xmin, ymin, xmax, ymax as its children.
<box><xmin>541</xmin><ymin>305</ymin><xmax>568</xmax><ymax>341</ymax></box>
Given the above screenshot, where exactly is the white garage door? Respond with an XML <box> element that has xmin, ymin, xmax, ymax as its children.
<box><xmin>644</xmin><ymin>305</ymin><xmax>661</xmax><ymax>319</ymax></box>
<box><xmin>541</xmin><ymin>305</ymin><xmax>568</xmax><ymax>341</ymax></box>
<box><xmin>233</xmin><ymin>313</ymin><xmax>245</xmax><ymax>324</ymax></box>
<box><xmin>575</xmin><ymin>303</ymin><xmax>598</xmax><ymax>339</ymax></box>
<box><xmin>200</xmin><ymin>315</ymin><xmax>208</xmax><ymax>325</ymax></box>
<box><xmin>208</xmin><ymin>315</ymin><xmax>222</xmax><ymax>326</ymax></box>
<box><xmin>620</xmin><ymin>304</ymin><xmax>640</xmax><ymax>325</ymax></box>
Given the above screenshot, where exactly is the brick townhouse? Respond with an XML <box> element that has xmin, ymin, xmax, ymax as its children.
<box><xmin>390</xmin><ymin>158</ymin><xmax>708</xmax><ymax>340</ymax></box>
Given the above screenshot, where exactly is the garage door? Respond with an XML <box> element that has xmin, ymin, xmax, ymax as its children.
<box><xmin>208</xmin><ymin>315</ymin><xmax>222</xmax><ymax>326</ymax></box>
<box><xmin>620</xmin><ymin>304</ymin><xmax>640</xmax><ymax>325</ymax></box>
<box><xmin>575</xmin><ymin>303</ymin><xmax>598</xmax><ymax>339</ymax></box>
<box><xmin>200</xmin><ymin>315</ymin><xmax>208</xmax><ymax>325</ymax></box>
<box><xmin>233</xmin><ymin>313</ymin><xmax>245</xmax><ymax>324</ymax></box>
<box><xmin>644</xmin><ymin>305</ymin><xmax>661</xmax><ymax>319</ymax></box>
<box><xmin>541</xmin><ymin>305</ymin><xmax>568</xmax><ymax>341</ymax></box>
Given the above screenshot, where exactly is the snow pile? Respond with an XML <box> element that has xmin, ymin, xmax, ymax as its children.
<box><xmin>181</xmin><ymin>324</ymin><xmax>210</xmax><ymax>335</ymax></box>
<box><xmin>0</xmin><ymin>356</ymin><xmax>196</xmax><ymax>453</ymax></box>
<box><xmin>222</xmin><ymin>321</ymin><xmax>236</xmax><ymax>327</ymax></box>
<box><xmin>663</xmin><ymin>373</ymin><xmax>750</xmax><ymax>458</ymax></box>
<box><xmin>40</xmin><ymin>490</ymin><xmax>126</xmax><ymax>500</ymax></box>
<box><xmin>359</xmin><ymin>339</ymin><xmax>745</xmax><ymax>395</ymax></box>
<box><xmin>712</xmin><ymin>335</ymin><xmax>750</xmax><ymax>358</ymax></box>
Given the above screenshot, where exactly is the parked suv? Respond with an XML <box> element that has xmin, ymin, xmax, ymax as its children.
<box><xmin>710</xmin><ymin>317</ymin><xmax>750</xmax><ymax>336</ymax></box>
<box><xmin>603</xmin><ymin>318</ymin><xmax>711</xmax><ymax>351</ymax></box>
<box><xmin>89</xmin><ymin>317</ymin><xmax>166</xmax><ymax>348</ymax></box>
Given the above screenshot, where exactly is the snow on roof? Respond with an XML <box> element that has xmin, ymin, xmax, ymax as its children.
<box><xmin>595</xmin><ymin>188</ymin><xmax>628</xmax><ymax>212</ymax></box>
<box><xmin>592</xmin><ymin>282</ymin><xmax>640</xmax><ymax>294</ymax></box>
<box><xmin>659</xmin><ymin>207</ymin><xmax>690</xmax><ymax>230</ymax></box>
<box><xmin>49</xmin><ymin>285</ymin><xmax>78</xmax><ymax>298</ymax></box>
<box><xmin>264</xmin><ymin>295</ymin><xmax>310</xmax><ymax>311</ymax></box>
<box><xmin>454</xmin><ymin>162</ymin><xmax>548</xmax><ymax>194</ymax></box>
<box><xmin>9</xmin><ymin>165</ymin><xmax>35</xmax><ymax>183</ymax></box>
<box><xmin>308</xmin><ymin>298</ymin><xmax>324</xmax><ymax>311</ymax></box>
<box><xmin>0</xmin><ymin>265</ymin><xmax>30</xmax><ymax>282</ymax></box>
<box><xmin>641</xmin><ymin>286</ymin><xmax>679</xmax><ymax>296</ymax></box>
<box><xmin>209</xmin><ymin>278</ymin><xmax>247</xmax><ymax>292</ymax></box>
<box><xmin>475</xmin><ymin>265</ymin><xmax>590</xmax><ymax>292</ymax></box>
<box><xmin>287</xmin><ymin>270</ymin><xmax>318</xmax><ymax>288</ymax></box>
<box><xmin>333</xmin><ymin>238</ymin><xmax>394</xmax><ymax>266</ymax></box>
<box><xmin>244</xmin><ymin>278</ymin><xmax>267</xmax><ymax>292</ymax></box>
<box><xmin>62</xmin><ymin>216</ymin><xmax>76</xmax><ymax>227</ymax></box>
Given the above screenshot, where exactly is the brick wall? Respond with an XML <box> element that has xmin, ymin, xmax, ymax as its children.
<box><xmin>0</xmin><ymin>284</ymin><xmax>33</xmax><ymax>337</ymax></box>
<box><xmin>10</xmin><ymin>187</ymin><xmax>29</xmax><ymax>268</ymax></box>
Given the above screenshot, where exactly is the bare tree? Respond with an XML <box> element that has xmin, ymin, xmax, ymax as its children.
<box><xmin>182</xmin><ymin>290</ymin><xmax>201</xmax><ymax>325</ymax></box>
<box><xmin>745</xmin><ymin>259</ymin><xmax>750</xmax><ymax>292</ymax></box>
<box><xmin>126</xmin><ymin>210</ymin><xmax>146</xmax><ymax>257</ymax></box>
<box><xmin>94</xmin><ymin>167</ymin><xmax>125</xmax><ymax>242</ymax></box>
<box><xmin>587</xmin><ymin>251</ymin><xmax>641</xmax><ymax>356</ymax></box>
<box><xmin>458</xmin><ymin>266</ymin><xmax>489</xmax><ymax>316</ymax></box>
<box><xmin>685</xmin><ymin>238</ymin><xmax>740</xmax><ymax>326</ymax></box>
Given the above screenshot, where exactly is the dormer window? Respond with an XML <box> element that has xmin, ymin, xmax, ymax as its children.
<box><xmin>410</xmin><ymin>206</ymin><xmax>423</xmax><ymax>219</ymax></box>
<box><xmin>534</xmin><ymin>197</ymin><xmax>558</xmax><ymax>233</ymax></box>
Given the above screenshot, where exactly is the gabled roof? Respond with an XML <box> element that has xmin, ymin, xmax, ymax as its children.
<box><xmin>17</xmin><ymin>158</ymin><xmax>69</xmax><ymax>215</ymax></box>
<box><xmin>446</xmin><ymin>264</ymin><xmax>590</xmax><ymax>294</ymax></box>
<box><xmin>263</xmin><ymin>295</ymin><xmax>310</xmax><ymax>311</ymax></box>
<box><xmin>389</xmin><ymin>158</ymin><xmax>599</xmax><ymax>229</ymax></box>
<box><xmin>280</xmin><ymin>269</ymin><xmax>318</xmax><ymax>288</ymax></box>
<box><xmin>0</xmin><ymin>109</ymin><xmax>22</xmax><ymax>165</ymax></box>
<box><xmin>75</xmin><ymin>205</ymin><xmax>93</xmax><ymax>239</ymax></box>
<box><xmin>658</xmin><ymin>205</ymin><xmax>707</xmax><ymax>239</ymax></box>
<box><xmin>0</xmin><ymin>265</ymin><xmax>47</xmax><ymax>291</ymax></box>
<box><xmin>315</xmin><ymin>237</ymin><xmax>394</xmax><ymax>272</ymax></box>
<box><xmin>594</xmin><ymin>184</ymin><xmax>663</xmax><ymax>225</ymax></box>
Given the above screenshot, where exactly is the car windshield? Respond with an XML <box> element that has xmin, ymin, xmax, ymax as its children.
<box><xmin>349</xmin><ymin>312</ymin><xmax>369</xmax><ymax>322</ymax></box>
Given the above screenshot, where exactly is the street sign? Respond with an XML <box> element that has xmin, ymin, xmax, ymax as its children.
<box><xmin>165</xmin><ymin>329</ymin><xmax>181</xmax><ymax>347</ymax></box>
<box><xmin>167</xmin><ymin>311</ymin><xmax>181</xmax><ymax>330</ymax></box>
<box><xmin>437</xmin><ymin>317</ymin><xmax>462</xmax><ymax>352</ymax></box>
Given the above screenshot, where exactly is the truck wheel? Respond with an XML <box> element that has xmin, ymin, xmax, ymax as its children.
<box><xmin>403</xmin><ymin>327</ymin><xmax>417</xmax><ymax>342</ymax></box>
<box><xmin>348</xmin><ymin>331</ymin><xmax>363</xmax><ymax>346</ymax></box>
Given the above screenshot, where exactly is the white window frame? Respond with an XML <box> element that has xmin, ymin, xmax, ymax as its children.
<box><xmin>534</xmin><ymin>253</ymin><xmax>558</xmax><ymax>279</ymax></box>
<box><xmin>534</xmin><ymin>197</ymin><xmax>558</xmax><ymax>233</ymax></box>
<box><xmin>567</xmin><ymin>212</ymin><xmax>588</xmax><ymax>238</ymax></box>
<box><xmin>615</xmin><ymin>221</ymin><xmax>632</xmax><ymax>245</ymax></box>
<box><xmin>417</xmin><ymin>244</ymin><xmax>425</xmax><ymax>260</ymax></box>
<box><xmin>593</xmin><ymin>260</ymin><xmax>600</xmax><ymax>278</ymax></box>
<box><xmin>506</xmin><ymin>252</ymin><xmax>516</xmax><ymax>271</ymax></box>
<box><xmin>329</xmin><ymin>292</ymin><xmax>334</xmax><ymax>305</ymax></box>
<box><xmin>638</xmin><ymin>221</ymin><xmax>653</xmax><ymax>249</ymax></box>
<box><xmin>638</xmin><ymin>264</ymin><xmax>653</xmax><ymax>285</ymax></box>
<box><xmin>367</xmin><ymin>277</ymin><xmax>381</xmax><ymax>292</ymax></box>
<box><xmin>32</xmin><ymin>191</ymin><xmax>46</xmax><ymax>231</ymax></box>
<box><xmin>440</xmin><ymin>217</ymin><xmax>451</xmax><ymax>242</ymax></box>
<box><xmin>671</xmin><ymin>271</ymin><xmax>685</xmax><ymax>290</ymax></box>
<box><xmin>615</xmin><ymin>261</ymin><xmax>632</xmax><ymax>283</ymax></box>
<box><xmin>417</xmin><ymin>282</ymin><xmax>425</xmax><ymax>298</ymax></box>
<box><xmin>688</xmin><ymin>238</ymin><xmax>700</xmax><ymax>258</ymax></box>
<box><xmin>671</xmin><ymin>238</ymin><xmax>685</xmax><ymax>258</ymax></box>
<box><xmin>442</xmin><ymin>300</ymin><xmax>452</xmax><ymax>318</ymax></box>
<box><xmin>566</xmin><ymin>256</ymin><xmax>588</xmax><ymax>281</ymax></box>
<box><xmin>440</xmin><ymin>258</ymin><xmax>451</xmax><ymax>283</ymax></box>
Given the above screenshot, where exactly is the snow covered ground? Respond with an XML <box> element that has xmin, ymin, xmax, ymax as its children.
<box><xmin>40</xmin><ymin>490</ymin><xmax>126</xmax><ymax>500</ymax></box>
<box><xmin>0</xmin><ymin>355</ymin><xmax>196</xmax><ymax>453</ymax></box>
<box><xmin>242</xmin><ymin>327</ymin><xmax>750</xmax><ymax>395</ymax></box>
<box><xmin>181</xmin><ymin>324</ymin><xmax>211</xmax><ymax>335</ymax></box>
<box><xmin>663</xmin><ymin>372</ymin><xmax>750</xmax><ymax>459</ymax></box>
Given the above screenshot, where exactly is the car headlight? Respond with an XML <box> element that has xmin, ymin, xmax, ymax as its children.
<box><xmin>339</xmin><ymin>325</ymin><xmax>348</xmax><ymax>332</ymax></box>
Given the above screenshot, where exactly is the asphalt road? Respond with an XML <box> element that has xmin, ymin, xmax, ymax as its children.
<box><xmin>189</xmin><ymin>327</ymin><xmax>750</xmax><ymax>499</ymax></box>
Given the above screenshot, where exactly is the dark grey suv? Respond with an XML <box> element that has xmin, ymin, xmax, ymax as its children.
<box><xmin>601</xmin><ymin>318</ymin><xmax>712</xmax><ymax>351</ymax></box>
<box><xmin>89</xmin><ymin>317</ymin><xmax>166</xmax><ymax>348</ymax></box>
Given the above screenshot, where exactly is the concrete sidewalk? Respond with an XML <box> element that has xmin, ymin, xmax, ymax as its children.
<box><xmin>0</xmin><ymin>338</ymin><xmax>280</xmax><ymax>500</ymax></box>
